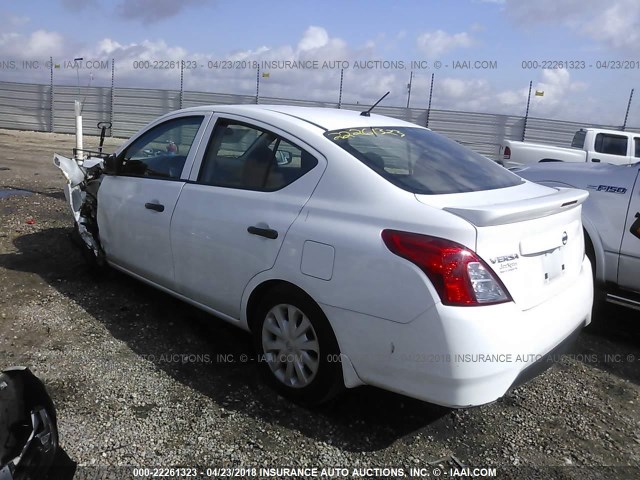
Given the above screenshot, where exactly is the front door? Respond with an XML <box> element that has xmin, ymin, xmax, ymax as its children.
<box><xmin>98</xmin><ymin>114</ymin><xmax>209</xmax><ymax>288</ymax></box>
<box><xmin>618</xmin><ymin>167</ymin><xmax>640</xmax><ymax>293</ymax></box>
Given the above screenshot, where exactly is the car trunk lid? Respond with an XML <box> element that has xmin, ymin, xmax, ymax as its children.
<box><xmin>416</xmin><ymin>182</ymin><xmax>588</xmax><ymax>310</ymax></box>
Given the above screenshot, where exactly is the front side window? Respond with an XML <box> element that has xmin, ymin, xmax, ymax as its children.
<box><xmin>325</xmin><ymin>127</ymin><xmax>522</xmax><ymax>195</ymax></box>
<box><xmin>594</xmin><ymin>133</ymin><xmax>628</xmax><ymax>156</ymax></box>
<box><xmin>120</xmin><ymin>116</ymin><xmax>204</xmax><ymax>179</ymax></box>
<box><xmin>198</xmin><ymin>120</ymin><xmax>317</xmax><ymax>191</ymax></box>
<box><xmin>634</xmin><ymin>138</ymin><xmax>640</xmax><ymax>158</ymax></box>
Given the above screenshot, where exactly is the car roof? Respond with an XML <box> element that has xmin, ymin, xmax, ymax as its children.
<box><xmin>176</xmin><ymin>104</ymin><xmax>422</xmax><ymax>132</ymax></box>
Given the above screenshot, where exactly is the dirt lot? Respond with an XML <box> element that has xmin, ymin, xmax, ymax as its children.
<box><xmin>0</xmin><ymin>128</ymin><xmax>639</xmax><ymax>480</ymax></box>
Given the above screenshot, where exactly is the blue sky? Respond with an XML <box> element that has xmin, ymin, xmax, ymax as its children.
<box><xmin>1</xmin><ymin>0</ymin><xmax>639</xmax><ymax>125</ymax></box>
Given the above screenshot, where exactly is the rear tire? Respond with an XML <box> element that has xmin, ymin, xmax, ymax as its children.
<box><xmin>252</xmin><ymin>286</ymin><xmax>344</xmax><ymax>406</ymax></box>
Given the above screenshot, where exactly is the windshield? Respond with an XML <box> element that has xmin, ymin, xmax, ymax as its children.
<box><xmin>325</xmin><ymin>127</ymin><xmax>523</xmax><ymax>195</ymax></box>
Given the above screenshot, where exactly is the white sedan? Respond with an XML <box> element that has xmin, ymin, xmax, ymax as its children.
<box><xmin>54</xmin><ymin>105</ymin><xmax>593</xmax><ymax>408</ymax></box>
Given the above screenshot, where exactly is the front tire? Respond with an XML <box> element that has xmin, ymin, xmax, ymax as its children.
<box><xmin>252</xmin><ymin>286</ymin><xmax>343</xmax><ymax>406</ymax></box>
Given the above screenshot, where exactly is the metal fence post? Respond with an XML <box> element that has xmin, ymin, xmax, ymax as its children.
<box><xmin>49</xmin><ymin>56</ymin><xmax>54</xmax><ymax>132</ymax></box>
<box><xmin>622</xmin><ymin>88</ymin><xmax>634</xmax><ymax>131</ymax></box>
<box><xmin>425</xmin><ymin>73</ymin><xmax>434</xmax><ymax>128</ymax></box>
<box><xmin>179</xmin><ymin>60</ymin><xmax>184</xmax><ymax>109</ymax></box>
<box><xmin>110</xmin><ymin>59</ymin><xmax>115</xmax><ymax>134</ymax></box>
<box><xmin>522</xmin><ymin>80</ymin><xmax>532</xmax><ymax>141</ymax></box>
<box><xmin>338</xmin><ymin>68</ymin><xmax>343</xmax><ymax>108</ymax></box>
<box><xmin>256</xmin><ymin>67</ymin><xmax>260</xmax><ymax>104</ymax></box>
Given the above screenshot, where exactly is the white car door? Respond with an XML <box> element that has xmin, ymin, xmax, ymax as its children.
<box><xmin>171</xmin><ymin>115</ymin><xmax>326</xmax><ymax>319</ymax></box>
<box><xmin>98</xmin><ymin>113</ymin><xmax>210</xmax><ymax>288</ymax></box>
<box><xmin>618</xmin><ymin>166</ymin><xmax>640</xmax><ymax>293</ymax></box>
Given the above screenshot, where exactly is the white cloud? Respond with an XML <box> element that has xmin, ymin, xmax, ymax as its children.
<box><xmin>0</xmin><ymin>29</ymin><xmax>65</xmax><ymax>58</ymax></box>
<box><xmin>0</xmin><ymin>22</ymin><xmax>614</xmax><ymax>123</ymax></box>
<box><xmin>298</xmin><ymin>26</ymin><xmax>330</xmax><ymax>51</ymax></box>
<box><xmin>583</xmin><ymin>1</ymin><xmax>640</xmax><ymax>49</ymax></box>
<box><xmin>503</xmin><ymin>0</ymin><xmax>640</xmax><ymax>51</ymax></box>
<box><xmin>416</xmin><ymin>30</ymin><xmax>474</xmax><ymax>58</ymax></box>
<box><xmin>6</xmin><ymin>13</ymin><xmax>30</xmax><ymax>28</ymax></box>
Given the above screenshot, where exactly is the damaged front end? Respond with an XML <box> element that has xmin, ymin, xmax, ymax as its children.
<box><xmin>53</xmin><ymin>153</ymin><xmax>106</xmax><ymax>266</ymax></box>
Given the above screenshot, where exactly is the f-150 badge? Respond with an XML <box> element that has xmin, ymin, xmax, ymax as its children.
<box><xmin>586</xmin><ymin>184</ymin><xmax>627</xmax><ymax>194</ymax></box>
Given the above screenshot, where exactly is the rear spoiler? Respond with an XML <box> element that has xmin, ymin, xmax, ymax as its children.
<box><xmin>443</xmin><ymin>188</ymin><xmax>588</xmax><ymax>227</ymax></box>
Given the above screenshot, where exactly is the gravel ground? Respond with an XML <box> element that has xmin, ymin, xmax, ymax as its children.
<box><xmin>0</xmin><ymin>128</ymin><xmax>639</xmax><ymax>480</ymax></box>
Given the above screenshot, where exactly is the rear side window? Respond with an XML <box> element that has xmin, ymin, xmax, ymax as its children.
<box><xmin>571</xmin><ymin>130</ymin><xmax>586</xmax><ymax>148</ymax></box>
<box><xmin>325</xmin><ymin>127</ymin><xmax>522</xmax><ymax>195</ymax></box>
<box><xmin>594</xmin><ymin>133</ymin><xmax>628</xmax><ymax>156</ymax></box>
<box><xmin>198</xmin><ymin>120</ymin><xmax>317</xmax><ymax>191</ymax></box>
<box><xmin>635</xmin><ymin>138</ymin><xmax>640</xmax><ymax>158</ymax></box>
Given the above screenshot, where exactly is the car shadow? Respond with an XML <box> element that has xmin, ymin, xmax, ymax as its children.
<box><xmin>0</xmin><ymin>227</ymin><xmax>451</xmax><ymax>453</ymax></box>
<box><xmin>571</xmin><ymin>303</ymin><xmax>640</xmax><ymax>386</ymax></box>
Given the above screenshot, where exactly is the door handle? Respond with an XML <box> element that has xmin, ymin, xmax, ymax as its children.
<box><xmin>247</xmin><ymin>226</ymin><xmax>278</xmax><ymax>239</ymax></box>
<box><xmin>144</xmin><ymin>202</ymin><xmax>165</xmax><ymax>212</ymax></box>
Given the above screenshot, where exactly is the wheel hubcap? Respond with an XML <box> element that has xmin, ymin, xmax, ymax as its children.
<box><xmin>261</xmin><ymin>304</ymin><xmax>320</xmax><ymax>388</ymax></box>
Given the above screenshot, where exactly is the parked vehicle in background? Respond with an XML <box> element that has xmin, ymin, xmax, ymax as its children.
<box><xmin>500</xmin><ymin>128</ymin><xmax>640</xmax><ymax>169</ymax></box>
<box><xmin>54</xmin><ymin>105</ymin><xmax>593</xmax><ymax>408</ymax></box>
<box><xmin>517</xmin><ymin>161</ymin><xmax>640</xmax><ymax>312</ymax></box>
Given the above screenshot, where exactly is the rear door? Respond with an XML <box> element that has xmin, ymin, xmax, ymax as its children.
<box><xmin>170</xmin><ymin>115</ymin><xmax>326</xmax><ymax>318</ymax></box>
<box><xmin>618</xmin><ymin>167</ymin><xmax>640</xmax><ymax>293</ymax></box>
<box><xmin>98</xmin><ymin>114</ymin><xmax>209</xmax><ymax>288</ymax></box>
<box><xmin>587</xmin><ymin>132</ymin><xmax>632</xmax><ymax>165</ymax></box>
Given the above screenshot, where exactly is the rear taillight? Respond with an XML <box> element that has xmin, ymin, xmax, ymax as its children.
<box><xmin>381</xmin><ymin>230</ymin><xmax>512</xmax><ymax>306</ymax></box>
<box><xmin>503</xmin><ymin>146</ymin><xmax>511</xmax><ymax>160</ymax></box>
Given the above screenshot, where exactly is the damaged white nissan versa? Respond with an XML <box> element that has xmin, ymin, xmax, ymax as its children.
<box><xmin>54</xmin><ymin>105</ymin><xmax>593</xmax><ymax>408</ymax></box>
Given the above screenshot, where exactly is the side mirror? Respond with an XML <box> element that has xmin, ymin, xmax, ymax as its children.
<box><xmin>103</xmin><ymin>154</ymin><xmax>120</xmax><ymax>175</ymax></box>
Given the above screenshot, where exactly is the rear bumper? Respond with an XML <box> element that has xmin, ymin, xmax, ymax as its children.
<box><xmin>325</xmin><ymin>257</ymin><xmax>593</xmax><ymax>408</ymax></box>
<box><xmin>507</xmin><ymin>321</ymin><xmax>583</xmax><ymax>392</ymax></box>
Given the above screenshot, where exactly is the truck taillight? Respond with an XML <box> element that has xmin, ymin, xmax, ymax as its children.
<box><xmin>381</xmin><ymin>230</ymin><xmax>512</xmax><ymax>306</ymax></box>
<box><xmin>503</xmin><ymin>146</ymin><xmax>511</xmax><ymax>160</ymax></box>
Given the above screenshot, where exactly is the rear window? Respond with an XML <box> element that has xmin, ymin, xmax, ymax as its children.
<box><xmin>324</xmin><ymin>127</ymin><xmax>522</xmax><ymax>195</ymax></box>
<box><xmin>571</xmin><ymin>130</ymin><xmax>586</xmax><ymax>148</ymax></box>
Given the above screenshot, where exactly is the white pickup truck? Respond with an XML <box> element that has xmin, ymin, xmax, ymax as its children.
<box><xmin>517</xmin><ymin>161</ymin><xmax>640</xmax><ymax>313</ymax></box>
<box><xmin>499</xmin><ymin>128</ymin><xmax>640</xmax><ymax>169</ymax></box>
